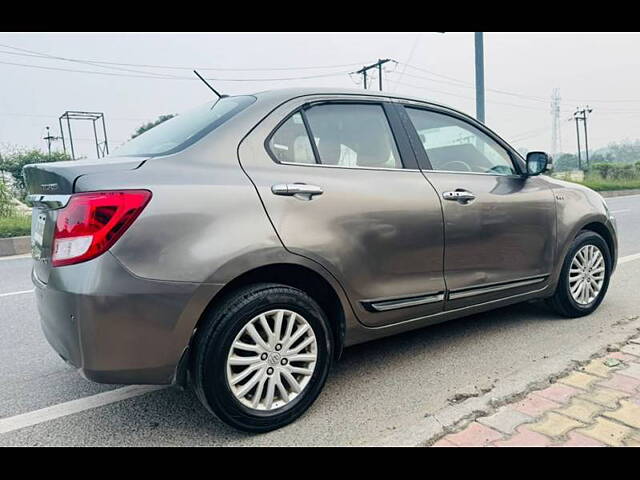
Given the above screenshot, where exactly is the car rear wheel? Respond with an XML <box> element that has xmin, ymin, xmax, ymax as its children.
<box><xmin>547</xmin><ymin>230</ymin><xmax>612</xmax><ymax>318</ymax></box>
<box><xmin>191</xmin><ymin>283</ymin><xmax>332</xmax><ymax>432</ymax></box>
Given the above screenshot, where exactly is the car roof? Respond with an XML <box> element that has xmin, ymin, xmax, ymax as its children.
<box><xmin>248</xmin><ymin>87</ymin><xmax>462</xmax><ymax>113</ymax></box>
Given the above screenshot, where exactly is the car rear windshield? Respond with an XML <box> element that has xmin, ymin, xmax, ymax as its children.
<box><xmin>113</xmin><ymin>95</ymin><xmax>256</xmax><ymax>157</ymax></box>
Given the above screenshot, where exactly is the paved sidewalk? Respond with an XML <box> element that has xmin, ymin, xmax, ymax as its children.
<box><xmin>431</xmin><ymin>337</ymin><xmax>640</xmax><ymax>447</ymax></box>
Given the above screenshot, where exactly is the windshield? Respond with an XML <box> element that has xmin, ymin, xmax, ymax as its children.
<box><xmin>113</xmin><ymin>95</ymin><xmax>256</xmax><ymax>157</ymax></box>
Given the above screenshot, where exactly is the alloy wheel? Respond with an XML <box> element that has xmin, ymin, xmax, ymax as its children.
<box><xmin>569</xmin><ymin>244</ymin><xmax>605</xmax><ymax>306</ymax></box>
<box><xmin>226</xmin><ymin>309</ymin><xmax>318</xmax><ymax>411</ymax></box>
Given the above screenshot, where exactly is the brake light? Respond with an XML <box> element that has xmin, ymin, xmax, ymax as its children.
<box><xmin>52</xmin><ymin>190</ymin><xmax>151</xmax><ymax>267</ymax></box>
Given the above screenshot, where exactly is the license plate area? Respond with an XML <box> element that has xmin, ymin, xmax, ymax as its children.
<box><xmin>31</xmin><ymin>210</ymin><xmax>47</xmax><ymax>260</ymax></box>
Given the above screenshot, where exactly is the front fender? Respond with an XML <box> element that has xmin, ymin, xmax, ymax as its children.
<box><xmin>547</xmin><ymin>181</ymin><xmax>616</xmax><ymax>292</ymax></box>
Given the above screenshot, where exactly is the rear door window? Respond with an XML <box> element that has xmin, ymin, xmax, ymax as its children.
<box><xmin>267</xmin><ymin>112</ymin><xmax>316</xmax><ymax>164</ymax></box>
<box><xmin>267</xmin><ymin>102</ymin><xmax>405</xmax><ymax>169</ymax></box>
<box><xmin>304</xmin><ymin>103</ymin><xmax>403</xmax><ymax>169</ymax></box>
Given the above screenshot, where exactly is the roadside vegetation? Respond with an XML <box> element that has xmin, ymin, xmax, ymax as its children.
<box><xmin>550</xmin><ymin>140</ymin><xmax>640</xmax><ymax>191</ymax></box>
<box><xmin>0</xmin><ymin>180</ymin><xmax>30</xmax><ymax>238</ymax></box>
<box><xmin>0</xmin><ymin>214</ymin><xmax>31</xmax><ymax>238</ymax></box>
<box><xmin>0</xmin><ymin>147</ymin><xmax>70</xmax><ymax>238</ymax></box>
<box><xmin>578</xmin><ymin>165</ymin><xmax>640</xmax><ymax>191</ymax></box>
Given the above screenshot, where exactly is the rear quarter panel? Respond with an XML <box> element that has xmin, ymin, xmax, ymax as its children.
<box><xmin>75</xmin><ymin>123</ymin><xmax>282</xmax><ymax>285</ymax></box>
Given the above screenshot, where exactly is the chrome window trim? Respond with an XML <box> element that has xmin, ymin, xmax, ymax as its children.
<box><xmin>424</xmin><ymin>170</ymin><xmax>522</xmax><ymax>178</ymax></box>
<box><xmin>276</xmin><ymin>161</ymin><xmax>420</xmax><ymax>173</ymax></box>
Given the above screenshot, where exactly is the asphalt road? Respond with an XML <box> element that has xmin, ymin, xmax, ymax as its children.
<box><xmin>1</xmin><ymin>194</ymin><xmax>639</xmax><ymax>446</ymax></box>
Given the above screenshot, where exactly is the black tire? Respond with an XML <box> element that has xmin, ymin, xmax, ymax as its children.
<box><xmin>547</xmin><ymin>230</ymin><xmax>612</xmax><ymax>318</ymax></box>
<box><xmin>191</xmin><ymin>283</ymin><xmax>332</xmax><ymax>433</ymax></box>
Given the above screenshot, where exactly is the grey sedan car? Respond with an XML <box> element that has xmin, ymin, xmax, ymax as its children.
<box><xmin>24</xmin><ymin>88</ymin><xmax>618</xmax><ymax>432</ymax></box>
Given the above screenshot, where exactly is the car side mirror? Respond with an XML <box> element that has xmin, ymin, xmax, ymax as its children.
<box><xmin>526</xmin><ymin>151</ymin><xmax>551</xmax><ymax>176</ymax></box>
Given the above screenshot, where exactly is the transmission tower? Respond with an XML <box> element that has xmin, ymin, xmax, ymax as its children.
<box><xmin>550</xmin><ymin>88</ymin><xmax>562</xmax><ymax>156</ymax></box>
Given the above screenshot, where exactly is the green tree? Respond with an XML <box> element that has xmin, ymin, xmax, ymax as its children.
<box><xmin>554</xmin><ymin>153</ymin><xmax>579</xmax><ymax>171</ymax></box>
<box><xmin>603</xmin><ymin>139</ymin><xmax>640</xmax><ymax>164</ymax></box>
<box><xmin>131</xmin><ymin>114</ymin><xmax>176</xmax><ymax>139</ymax></box>
<box><xmin>3</xmin><ymin>149</ymin><xmax>71</xmax><ymax>198</ymax></box>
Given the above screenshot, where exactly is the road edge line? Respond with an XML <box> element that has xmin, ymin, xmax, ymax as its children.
<box><xmin>0</xmin><ymin>385</ymin><xmax>166</xmax><ymax>435</ymax></box>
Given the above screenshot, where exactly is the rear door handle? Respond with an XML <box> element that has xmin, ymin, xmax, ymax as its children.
<box><xmin>271</xmin><ymin>183</ymin><xmax>323</xmax><ymax>199</ymax></box>
<box><xmin>442</xmin><ymin>190</ymin><xmax>476</xmax><ymax>203</ymax></box>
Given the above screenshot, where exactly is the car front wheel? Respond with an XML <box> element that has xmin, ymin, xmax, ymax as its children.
<box><xmin>547</xmin><ymin>230</ymin><xmax>612</xmax><ymax>318</ymax></box>
<box><xmin>191</xmin><ymin>283</ymin><xmax>332</xmax><ymax>432</ymax></box>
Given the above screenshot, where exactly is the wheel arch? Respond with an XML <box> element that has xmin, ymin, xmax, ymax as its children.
<box><xmin>580</xmin><ymin>221</ymin><xmax>616</xmax><ymax>268</ymax></box>
<box><xmin>547</xmin><ymin>214</ymin><xmax>616</xmax><ymax>298</ymax></box>
<box><xmin>178</xmin><ymin>262</ymin><xmax>348</xmax><ymax>387</ymax></box>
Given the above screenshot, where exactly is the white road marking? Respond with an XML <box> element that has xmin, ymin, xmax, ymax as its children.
<box><xmin>0</xmin><ymin>385</ymin><xmax>166</xmax><ymax>435</ymax></box>
<box><xmin>605</xmin><ymin>193</ymin><xmax>640</xmax><ymax>201</ymax></box>
<box><xmin>619</xmin><ymin>252</ymin><xmax>640</xmax><ymax>265</ymax></box>
<box><xmin>0</xmin><ymin>254</ymin><xmax>31</xmax><ymax>262</ymax></box>
<box><xmin>0</xmin><ymin>289</ymin><xmax>34</xmax><ymax>298</ymax></box>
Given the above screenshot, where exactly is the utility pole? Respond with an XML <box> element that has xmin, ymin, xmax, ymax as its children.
<box><xmin>353</xmin><ymin>59</ymin><xmax>393</xmax><ymax>91</ymax></box>
<box><xmin>574</xmin><ymin>113</ymin><xmax>582</xmax><ymax>170</ymax></box>
<box><xmin>43</xmin><ymin>126</ymin><xmax>61</xmax><ymax>160</ymax></box>
<box><xmin>582</xmin><ymin>106</ymin><xmax>592</xmax><ymax>169</ymax></box>
<box><xmin>572</xmin><ymin>106</ymin><xmax>593</xmax><ymax>171</ymax></box>
<box><xmin>474</xmin><ymin>32</ymin><xmax>485</xmax><ymax>123</ymax></box>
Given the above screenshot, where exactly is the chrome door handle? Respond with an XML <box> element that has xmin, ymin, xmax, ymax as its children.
<box><xmin>271</xmin><ymin>183</ymin><xmax>324</xmax><ymax>199</ymax></box>
<box><xmin>442</xmin><ymin>190</ymin><xmax>476</xmax><ymax>203</ymax></box>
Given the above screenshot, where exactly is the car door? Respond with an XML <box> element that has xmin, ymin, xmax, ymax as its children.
<box><xmin>398</xmin><ymin>103</ymin><xmax>557</xmax><ymax>310</ymax></box>
<box><xmin>238</xmin><ymin>95</ymin><xmax>446</xmax><ymax>327</ymax></box>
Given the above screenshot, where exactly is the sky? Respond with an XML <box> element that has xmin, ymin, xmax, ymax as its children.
<box><xmin>1</xmin><ymin>32</ymin><xmax>639</xmax><ymax>160</ymax></box>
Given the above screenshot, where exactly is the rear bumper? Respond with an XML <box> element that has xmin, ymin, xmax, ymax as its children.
<box><xmin>33</xmin><ymin>252</ymin><xmax>222</xmax><ymax>385</ymax></box>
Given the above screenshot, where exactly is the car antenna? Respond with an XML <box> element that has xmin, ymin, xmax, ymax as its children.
<box><xmin>193</xmin><ymin>70</ymin><xmax>227</xmax><ymax>99</ymax></box>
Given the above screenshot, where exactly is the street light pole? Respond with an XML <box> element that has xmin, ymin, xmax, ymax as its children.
<box><xmin>474</xmin><ymin>32</ymin><xmax>485</xmax><ymax>123</ymax></box>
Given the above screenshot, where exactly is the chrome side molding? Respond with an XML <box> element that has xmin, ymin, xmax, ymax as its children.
<box><xmin>362</xmin><ymin>292</ymin><xmax>445</xmax><ymax>312</ymax></box>
<box><xmin>448</xmin><ymin>275</ymin><xmax>548</xmax><ymax>301</ymax></box>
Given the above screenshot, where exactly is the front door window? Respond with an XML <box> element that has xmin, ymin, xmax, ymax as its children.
<box><xmin>406</xmin><ymin>107</ymin><xmax>516</xmax><ymax>175</ymax></box>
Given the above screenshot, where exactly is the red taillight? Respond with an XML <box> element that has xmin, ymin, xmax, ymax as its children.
<box><xmin>52</xmin><ymin>190</ymin><xmax>151</xmax><ymax>267</ymax></box>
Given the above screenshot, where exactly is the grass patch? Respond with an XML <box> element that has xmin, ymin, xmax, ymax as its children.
<box><xmin>0</xmin><ymin>215</ymin><xmax>31</xmax><ymax>238</ymax></box>
<box><xmin>576</xmin><ymin>177</ymin><xmax>640</xmax><ymax>192</ymax></box>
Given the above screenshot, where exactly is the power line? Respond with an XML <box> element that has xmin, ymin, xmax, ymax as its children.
<box><xmin>387</xmin><ymin>78</ymin><xmax>563</xmax><ymax>112</ymax></box>
<box><xmin>398</xmin><ymin>67</ymin><xmax>550</xmax><ymax>104</ymax></box>
<box><xmin>0</xmin><ymin>59</ymin><xmax>352</xmax><ymax>82</ymax></box>
<box><xmin>0</xmin><ymin>111</ymin><xmax>149</xmax><ymax>121</ymax></box>
<box><xmin>352</xmin><ymin>59</ymin><xmax>393</xmax><ymax>90</ymax></box>
<box><xmin>0</xmin><ymin>43</ymin><xmax>370</xmax><ymax>72</ymax></box>
<box><xmin>399</xmin><ymin>62</ymin><xmax>640</xmax><ymax>106</ymax></box>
